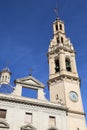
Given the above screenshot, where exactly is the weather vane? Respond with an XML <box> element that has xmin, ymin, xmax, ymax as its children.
<box><xmin>54</xmin><ymin>7</ymin><xmax>59</xmax><ymax>18</ymax></box>
<box><xmin>54</xmin><ymin>0</ymin><xmax>59</xmax><ymax>19</ymax></box>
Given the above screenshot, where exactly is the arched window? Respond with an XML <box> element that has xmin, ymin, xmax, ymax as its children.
<box><xmin>48</xmin><ymin>128</ymin><xmax>57</xmax><ymax>130</ymax></box>
<box><xmin>61</xmin><ymin>37</ymin><xmax>64</xmax><ymax>43</ymax></box>
<box><xmin>55</xmin><ymin>24</ymin><xmax>58</xmax><ymax>31</ymax></box>
<box><xmin>55</xmin><ymin>59</ymin><xmax>60</xmax><ymax>73</ymax></box>
<box><xmin>65</xmin><ymin>58</ymin><xmax>71</xmax><ymax>72</ymax></box>
<box><xmin>60</xmin><ymin>24</ymin><xmax>62</xmax><ymax>30</ymax></box>
<box><xmin>56</xmin><ymin>37</ymin><xmax>60</xmax><ymax>44</ymax></box>
<box><xmin>2</xmin><ymin>76</ymin><xmax>4</xmax><ymax>81</ymax></box>
<box><xmin>5</xmin><ymin>76</ymin><xmax>7</xmax><ymax>81</ymax></box>
<box><xmin>21</xmin><ymin>124</ymin><xmax>36</xmax><ymax>130</ymax></box>
<box><xmin>0</xmin><ymin>119</ymin><xmax>9</xmax><ymax>129</ymax></box>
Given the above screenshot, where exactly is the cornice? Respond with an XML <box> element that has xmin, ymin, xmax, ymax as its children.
<box><xmin>67</xmin><ymin>109</ymin><xmax>85</xmax><ymax>116</ymax></box>
<box><xmin>0</xmin><ymin>94</ymin><xmax>68</xmax><ymax>112</ymax></box>
<box><xmin>14</xmin><ymin>81</ymin><xmax>44</xmax><ymax>89</ymax></box>
<box><xmin>48</xmin><ymin>46</ymin><xmax>75</xmax><ymax>56</ymax></box>
<box><xmin>53</xmin><ymin>19</ymin><xmax>64</xmax><ymax>24</ymax></box>
<box><xmin>14</xmin><ymin>75</ymin><xmax>45</xmax><ymax>88</ymax></box>
<box><xmin>48</xmin><ymin>74</ymin><xmax>80</xmax><ymax>84</ymax></box>
<box><xmin>53</xmin><ymin>32</ymin><xmax>66</xmax><ymax>35</ymax></box>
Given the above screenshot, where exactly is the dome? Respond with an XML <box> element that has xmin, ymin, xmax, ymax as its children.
<box><xmin>1</xmin><ymin>67</ymin><xmax>12</xmax><ymax>75</ymax></box>
<box><xmin>0</xmin><ymin>84</ymin><xmax>14</xmax><ymax>94</ymax></box>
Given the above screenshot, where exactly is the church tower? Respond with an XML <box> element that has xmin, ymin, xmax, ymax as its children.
<box><xmin>0</xmin><ymin>67</ymin><xmax>12</xmax><ymax>84</ymax></box>
<box><xmin>48</xmin><ymin>17</ymin><xmax>86</xmax><ymax>130</ymax></box>
<box><xmin>0</xmin><ymin>67</ymin><xmax>13</xmax><ymax>94</ymax></box>
<box><xmin>48</xmin><ymin>16</ymin><xmax>85</xmax><ymax>113</ymax></box>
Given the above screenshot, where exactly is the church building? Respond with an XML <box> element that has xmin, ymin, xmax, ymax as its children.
<box><xmin>0</xmin><ymin>16</ymin><xmax>87</xmax><ymax>130</ymax></box>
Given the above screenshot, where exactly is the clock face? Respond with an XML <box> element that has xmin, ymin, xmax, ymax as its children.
<box><xmin>69</xmin><ymin>91</ymin><xmax>78</xmax><ymax>102</ymax></box>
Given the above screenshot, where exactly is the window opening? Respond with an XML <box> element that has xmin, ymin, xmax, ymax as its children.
<box><xmin>0</xmin><ymin>109</ymin><xmax>6</xmax><ymax>118</ymax></box>
<box><xmin>5</xmin><ymin>76</ymin><xmax>7</xmax><ymax>81</ymax></box>
<box><xmin>60</xmin><ymin>24</ymin><xmax>62</xmax><ymax>30</ymax></box>
<box><xmin>49</xmin><ymin>116</ymin><xmax>56</xmax><ymax>127</ymax></box>
<box><xmin>55</xmin><ymin>59</ymin><xmax>60</xmax><ymax>73</ymax></box>
<box><xmin>61</xmin><ymin>37</ymin><xmax>64</xmax><ymax>43</ymax></box>
<box><xmin>55</xmin><ymin>24</ymin><xmax>58</xmax><ymax>31</ymax></box>
<box><xmin>49</xmin><ymin>128</ymin><xmax>57</xmax><ymax>130</ymax></box>
<box><xmin>2</xmin><ymin>76</ymin><xmax>4</xmax><ymax>81</ymax></box>
<box><xmin>65</xmin><ymin>58</ymin><xmax>71</xmax><ymax>72</ymax></box>
<box><xmin>56</xmin><ymin>37</ymin><xmax>60</xmax><ymax>44</ymax></box>
<box><xmin>25</xmin><ymin>112</ymin><xmax>32</xmax><ymax>123</ymax></box>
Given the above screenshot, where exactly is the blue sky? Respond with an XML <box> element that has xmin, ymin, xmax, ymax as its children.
<box><xmin>0</xmin><ymin>0</ymin><xmax>87</xmax><ymax>122</ymax></box>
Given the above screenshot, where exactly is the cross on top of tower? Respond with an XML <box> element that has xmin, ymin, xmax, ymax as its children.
<box><xmin>54</xmin><ymin>7</ymin><xmax>59</xmax><ymax>19</ymax></box>
<box><xmin>29</xmin><ymin>68</ymin><xmax>33</xmax><ymax>76</ymax></box>
<box><xmin>54</xmin><ymin>0</ymin><xmax>59</xmax><ymax>19</ymax></box>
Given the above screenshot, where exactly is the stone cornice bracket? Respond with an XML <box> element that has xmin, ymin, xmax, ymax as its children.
<box><xmin>48</xmin><ymin>76</ymin><xmax>63</xmax><ymax>86</ymax></box>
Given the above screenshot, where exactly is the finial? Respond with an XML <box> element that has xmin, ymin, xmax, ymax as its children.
<box><xmin>29</xmin><ymin>68</ymin><xmax>33</xmax><ymax>76</ymax></box>
<box><xmin>5</xmin><ymin>60</ymin><xmax>10</xmax><ymax>69</ymax></box>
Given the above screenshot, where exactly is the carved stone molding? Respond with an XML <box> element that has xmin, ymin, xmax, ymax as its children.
<box><xmin>0</xmin><ymin>120</ymin><xmax>9</xmax><ymax>129</ymax></box>
<box><xmin>48</xmin><ymin>126</ymin><xmax>58</xmax><ymax>130</ymax></box>
<box><xmin>21</xmin><ymin>124</ymin><xmax>36</xmax><ymax>130</ymax></box>
<box><xmin>0</xmin><ymin>95</ymin><xmax>68</xmax><ymax>115</ymax></box>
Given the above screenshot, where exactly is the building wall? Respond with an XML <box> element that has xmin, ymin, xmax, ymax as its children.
<box><xmin>67</xmin><ymin>113</ymin><xmax>86</xmax><ymax>130</ymax></box>
<box><xmin>0</xmin><ymin>97</ymin><xmax>67</xmax><ymax>130</ymax></box>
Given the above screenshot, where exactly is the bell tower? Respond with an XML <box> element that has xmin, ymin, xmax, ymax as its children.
<box><xmin>0</xmin><ymin>67</ymin><xmax>12</xmax><ymax>85</ymax></box>
<box><xmin>48</xmin><ymin>17</ymin><xmax>84</xmax><ymax>113</ymax></box>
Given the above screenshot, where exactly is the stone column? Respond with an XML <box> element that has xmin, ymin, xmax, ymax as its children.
<box><xmin>13</xmin><ymin>84</ymin><xmax>22</xmax><ymax>96</ymax></box>
<box><xmin>49</xmin><ymin>57</ymin><xmax>55</xmax><ymax>75</ymax></box>
<box><xmin>59</xmin><ymin>50</ymin><xmax>66</xmax><ymax>71</ymax></box>
<box><xmin>71</xmin><ymin>54</ymin><xmax>78</xmax><ymax>74</ymax></box>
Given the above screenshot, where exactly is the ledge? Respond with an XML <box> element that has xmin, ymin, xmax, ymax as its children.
<box><xmin>0</xmin><ymin>93</ymin><xmax>68</xmax><ymax>112</ymax></box>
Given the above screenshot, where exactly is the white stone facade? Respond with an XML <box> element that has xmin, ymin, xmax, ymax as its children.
<box><xmin>0</xmin><ymin>17</ymin><xmax>87</xmax><ymax>130</ymax></box>
<box><xmin>0</xmin><ymin>93</ymin><xmax>67</xmax><ymax>130</ymax></box>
